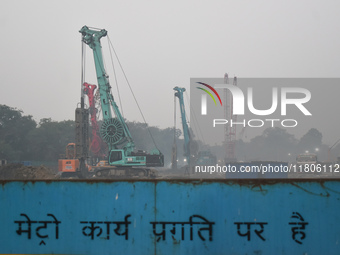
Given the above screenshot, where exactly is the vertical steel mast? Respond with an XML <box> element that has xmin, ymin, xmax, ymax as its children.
<box><xmin>224</xmin><ymin>73</ymin><xmax>237</xmax><ymax>163</ymax></box>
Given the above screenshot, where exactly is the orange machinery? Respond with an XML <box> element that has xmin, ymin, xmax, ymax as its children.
<box><xmin>58</xmin><ymin>143</ymin><xmax>80</xmax><ymax>175</ymax></box>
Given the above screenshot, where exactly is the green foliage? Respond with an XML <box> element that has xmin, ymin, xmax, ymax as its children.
<box><xmin>246</xmin><ymin>127</ymin><xmax>298</xmax><ymax>161</ymax></box>
<box><xmin>126</xmin><ymin>121</ymin><xmax>182</xmax><ymax>166</ymax></box>
<box><xmin>0</xmin><ymin>105</ymin><xmax>36</xmax><ymax>160</ymax></box>
<box><xmin>28</xmin><ymin>118</ymin><xmax>75</xmax><ymax>161</ymax></box>
<box><xmin>0</xmin><ymin>104</ymin><xmax>328</xmax><ymax>164</ymax></box>
<box><xmin>213</xmin><ymin>127</ymin><xmax>326</xmax><ymax>162</ymax></box>
<box><xmin>0</xmin><ymin>105</ymin><xmax>180</xmax><ymax>165</ymax></box>
<box><xmin>297</xmin><ymin>128</ymin><xmax>322</xmax><ymax>153</ymax></box>
<box><xmin>0</xmin><ymin>105</ymin><xmax>76</xmax><ymax>161</ymax></box>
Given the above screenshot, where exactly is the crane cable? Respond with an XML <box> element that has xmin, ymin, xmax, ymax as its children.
<box><xmin>184</xmin><ymin>91</ymin><xmax>206</xmax><ymax>145</ymax></box>
<box><xmin>106</xmin><ymin>35</ymin><xmax>160</xmax><ymax>151</ymax></box>
<box><xmin>81</xmin><ymin>41</ymin><xmax>86</xmax><ymax>99</ymax></box>
<box><xmin>107</xmin><ymin>38</ymin><xmax>124</xmax><ymax>117</ymax></box>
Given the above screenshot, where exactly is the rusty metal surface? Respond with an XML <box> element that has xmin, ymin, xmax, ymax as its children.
<box><xmin>0</xmin><ymin>179</ymin><xmax>339</xmax><ymax>254</ymax></box>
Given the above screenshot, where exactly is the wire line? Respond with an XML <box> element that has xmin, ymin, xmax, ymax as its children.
<box><xmin>107</xmin><ymin>35</ymin><xmax>160</xmax><ymax>150</ymax></box>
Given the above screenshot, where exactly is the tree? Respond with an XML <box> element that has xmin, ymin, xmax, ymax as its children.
<box><xmin>126</xmin><ymin>121</ymin><xmax>181</xmax><ymax>166</ymax></box>
<box><xmin>0</xmin><ymin>105</ymin><xmax>36</xmax><ymax>160</ymax></box>
<box><xmin>297</xmin><ymin>128</ymin><xmax>323</xmax><ymax>154</ymax></box>
<box><xmin>28</xmin><ymin>118</ymin><xmax>75</xmax><ymax>161</ymax></box>
<box><xmin>247</xmin><ymin>127</ymin><xmax>297</xmax><ymax>161</ymax></box>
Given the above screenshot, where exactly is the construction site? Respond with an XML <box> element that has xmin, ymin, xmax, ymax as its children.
<box><xmin>1</xmin><ymin>24</ymin><xmax>340</xmax><ymax>255</ymax></box>
<box><xmin>0</xmin><ymin>27</ymin><xmax>257</xmax><ymax>180</ymax></box>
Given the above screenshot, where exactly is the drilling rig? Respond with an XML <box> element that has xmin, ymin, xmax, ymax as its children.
<box><xmin>173</xmin><ymin>86</ymin><xmax>216</xmax><ymax>174</ymax></box>
<box><xmin>79</xmin><ymin>26</ymin><xmax>164</xmax><ymax>177</ymax></box>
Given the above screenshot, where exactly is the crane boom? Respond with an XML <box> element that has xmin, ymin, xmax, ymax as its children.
<box><xmin>79</xmin><ymin>26</ymin><xmax>133</xmax><ymax>153</ymax></box>
<box><xmin>173</xmin><ymin>86</ymin><xmax>216</xmax><ymax>171</ymax></box>
<box><xmin>174</xmin><ymin>87</ymin><xmax>191</xmax><ymax>166</ymax></box>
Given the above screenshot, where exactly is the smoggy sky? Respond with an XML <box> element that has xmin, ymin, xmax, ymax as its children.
<box><xmin>1</xmin><ymin>0</ymin><xmax>339</xmax><ymax>145</ymax></box>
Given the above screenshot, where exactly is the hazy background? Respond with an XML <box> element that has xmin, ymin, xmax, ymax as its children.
<box><xmin>1</xmin><ymin>0</ymin><xmax>339</xmax><ymax>145</ymax></box>
<box><xmin>190</xmin><ymin>78</ymin><xmax>340</xmax><ymax>146</ymax></box>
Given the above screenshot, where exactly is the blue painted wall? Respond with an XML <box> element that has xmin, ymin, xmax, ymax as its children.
<box><xmin>0</xmin><ymin>180</ymin><xmax>339</xmax><ymax>254</ymax></box>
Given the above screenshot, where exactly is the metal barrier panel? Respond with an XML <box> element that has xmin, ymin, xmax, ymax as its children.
<box><xmin>0</xmin><ymin>179</ymin><xmax>339</xmax><ymax>255</ymax></box>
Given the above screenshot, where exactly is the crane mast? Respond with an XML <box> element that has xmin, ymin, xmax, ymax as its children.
<box><xmin>224</xmin><ymin>73</ymin><xmax>238</xmax><ymax>163</ymax></box>
<box><xmin>80</xmin><ymin>26</ymin><xmax>133</xmax><ymax>153</ymax></box>
<box><xmin>174</xmin><ymin>87</ymin><xmax>191</xmax><ymax>166</ymax></box>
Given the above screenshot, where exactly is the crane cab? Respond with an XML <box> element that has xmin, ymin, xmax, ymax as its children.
<box><xmin>108</xmin><ymin>149</ymin><xmax>164</xmax><ymax>167</ymax></box>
